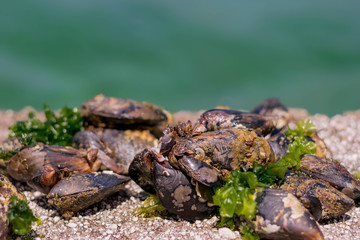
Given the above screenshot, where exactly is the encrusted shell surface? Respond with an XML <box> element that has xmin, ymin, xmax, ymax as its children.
<box><xmin>255</xmin><ymin>188</ymin><xmax>324</xmax><ymax>240</ymax></box>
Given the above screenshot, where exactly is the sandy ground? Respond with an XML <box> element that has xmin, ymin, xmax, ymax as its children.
<box><xmin>1</xmin><ymin>108</ymin><xmax>360</xmax><ymax>240</ymax></box>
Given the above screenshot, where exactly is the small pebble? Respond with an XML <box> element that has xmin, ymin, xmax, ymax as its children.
<box><xmin>67</xmin><ymin>222</ymin><xmax>77</xmax><ymax>228</ymax></box>
<box><xmin>218</xmin><ymin>227</ymin><xmax>236</xmax><ymax>239</ymax></box>
<box><xmin>33</xmin><ymin>191</ymin><xmax>43</xmax><ymax>198</ymax></box>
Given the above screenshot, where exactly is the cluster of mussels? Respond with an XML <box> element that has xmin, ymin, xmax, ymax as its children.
<box><xmin>1</xmin><ymin>94</ymin><xmax>359</xmax><ymax>240</ymax></box>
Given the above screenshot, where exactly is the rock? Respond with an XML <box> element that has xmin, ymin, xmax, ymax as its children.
<box><xmin>218</xmin><ymin>227</ymin><xmax>237</xmax><ymax>239</ymax></box>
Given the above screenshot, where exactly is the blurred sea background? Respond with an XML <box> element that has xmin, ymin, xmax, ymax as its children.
<box><xmin>1</xmin><ymin>0</ymin><xmax>359</xmax><ymax>117</ymax></box>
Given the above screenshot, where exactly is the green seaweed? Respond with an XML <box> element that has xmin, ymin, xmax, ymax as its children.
<box><xmin>8</xmin><ymin>196</ymin><xmax>42</xmax><ymax>235</ymax></box>
<box><xmin>213</xmin><ymin>170</ymin><xmax>260</xmax><ymax>240</ymax></box>
<box><xmin>286</xmin><ymin>119</ymin><xmax>317</xmax><ymax>138</ymax></box>
<box><xmin>134</xmin><ymin>194</ymin><xmax>169</xmax><ymax>218</ymax></box>
<box><xmin>0</xmin><ymin>148</ymin><xmax>17</xmax><ymax>161</ymax></box>
<box><xmin>260</xmin><ymin>119</ymin><xmax>317</xmax><ymax>183</ymax></box>
<box><xmin>353</xmin><ymin>172</ymin><xmax>360</xmax><ymax>180</ymax></box>
<box><xmin>9</xmin><ymin>105</ymin><xmax>83</xmax><ymax>147</ymax></box>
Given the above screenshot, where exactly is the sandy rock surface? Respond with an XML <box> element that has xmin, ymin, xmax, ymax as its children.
<box><xmin>1</xmin><ymin>108</ymin><xmax>360</xmax><ymax>240</ymax></box>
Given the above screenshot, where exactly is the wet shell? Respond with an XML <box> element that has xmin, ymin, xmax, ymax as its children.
<box><xmin>255</xmin><ymin>188</ymin><xmax>324</xmax><ymax>240</ymax></box>
<box><xmin>7</xmin><ymin>144</ymin><xmax>99</xmax><ymax>183</ymax></box>
<box><xmin>128</xmin><ymin>149</ymin><xmax>156</xmax><ymax>194</ymax></box>
<box><xmin>153</xmin><ymin>160</ymin><xmax>215</xmax><ymax>221</ymax></box>
<box><xmin>99</xmin><ymin>129</ymin><xmax>157</xmax><ymax>174</ymax></box>
<box><xmin>7</xmin><ymin>143</ymin><xmax>101</xmax><ymax>193</ymax></box>
<box><xmin>169</xmin><ymin>128</ymin><xmax>275</xmax><ymax>171</ymax></box>
<box><xmin>251</xmin><ymin>98</ymin><xmax>290</xmax><ymax>130</ymax></box>
<box><xmin>280</xmin><ymin>171</ymin><xmax>354</xmax><ymax>220</ymax></box>
<box><xmin>47</xmin><ymin>172</ymin><xmax>130</xmax><ymax>218</ymax></box>
<box><xmin>73</xmin><ymin>129</ymin><xmax>158</xmax><ymax>174</ymax></box>
<box><xmin>81</xmin><ymin>94</ymin><xmax>168</xmax><ymax>130</ymax></box>
<box><xmin>300</xmin><ymin>154</ymin><xmax>360</xmax><ymax>199</ymax></box>
<box><xmin>193</xmin><ymin>109</ymin><xmax>276</xmax><ymax>136</ymax></box>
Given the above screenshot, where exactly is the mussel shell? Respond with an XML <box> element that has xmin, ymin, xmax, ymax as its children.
<box><xmin>100</xmin><ymin>129</ymin><xmax>157</xmax><ymax>174</ymax></box>
<box><xmin>47</xmin><ymin>172</ymin><xmax>130</xmax><ymax>218</ymax></box>
<box><xmin>72</xmin><ymin>130</ymin><xmax>124</xmax><ymax>173</ymax></box>
<box><xmin>7</xmin><ymin>144</ymin><xmax>96</xmax><ymax>184</ymax></box>
<box><xmin>7</xmin><ymin>145</ymin><xmax>46</xmax><ymax>182</ymax></box>
<box><xmin>128</xmin><ymin>149</ymin><xmax>156</xmax><ymax>194</ymax></box>
<box><xmin>27</xmin><ymin>163</ymin><xmax>61</xmax><ymax>194</ymax></box>
<box><xmin>300</xmin><ymin>154</ymin><xmax>360</xmax><ymax>199</ymax></box>
<box><xmin>280</xmin><ymin>171</ymin><xmax>354</xmax><ymax>220</ymax></box>
<box><xmin>153</xmin><ymin>160</ymin><xmax>215</xmax><ymax>221</ymax></box>
<box><xmin>72</xmin><ymin>130</ymin><xmax>104</xmax><ymax>150</ymax></box>
<box><xmin>81</xmin><ymin>94</ymin><xmax>168</xmax><ymax>129</ymax></box>
<box><xmin>169</xmin><ymin>128</ymin><xmax>275</xmax><ymax>171</ymax></box>
<box><xmin>193</xmin><ymin>109</ymin><xmax>276</xmax><ymax>136</ymax></box>
<box><xmin>42</xmin><ymin>145</ymin><xmax>97</xmax><ymax>173</ymax></box>
<box><xmin>255</xmin><ymin>188</ymin><xmax>324</xmax><ymax>240</ymax></box>
<box><xmin>267</xmin><ymin>132</ymin><xmax>291</xmax><ymax>161</ymax></box>
<box><xmin>178</xmin><ymin>155</ymin><xmax>220</xmax><ymax>187</ymax></box>
<box><xmin>73</xmin><ymin>128</ymin><xmax>158</xmax><ymax>175</ymax></box>
<box><xmin>251</xmin><ymin>98</ymin><xmax>290</xmax><ymax>130</ymax></box>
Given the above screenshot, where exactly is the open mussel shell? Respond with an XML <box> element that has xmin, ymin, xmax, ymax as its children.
<box><xmin>47</xmin><ymin>172</ymin><xmax>130</xmax><ymax>218</ymax></box>
<box><xmin>27</xmin><ymin>163</ymin><xmax>61</xmax><ymax>194</ymax></box>
<box><xmin>7</xmin><ymin>143</ymin><xmax>101</xmax><ymax>193</ymax></box>
<box><xmin>72</xmin><ymin>130</ymin><xmax>125</xmax><ymax>174</ymax></box>
<box><xmin>100</xmin><ymin>129</ymin><xmax>158</xmax><ymax>174</ymax></box>
<box><xmin>255</xmin><ymin>188</ymin><xmax>324</xmax><ymax>240</ymax></box>
<box><xmin>6</xmin><ymin>145</ymin><xmax>46</xmax><ymax>182</ymax></box>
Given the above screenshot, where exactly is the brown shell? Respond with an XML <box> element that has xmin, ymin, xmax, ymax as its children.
<box><xmin>7</xmin><ymin>144</ymin><xmax>98</xmax><ymax>183</ymax></box>
<box><xmin>6</xmin><ymin>143</ymin><xmax>101</xmax><ymax>193</ymax></box>
<box><xmin>47</xmin><ymin>172</ymin><xmax>130</xmax><ymax>218</ymax></box>
<box><xmin>98</xmin><ymin>129</ymin><xmax>157</xmax><ymax>174</ymax></box>
<box><xmin>81</xmin><ymin>94</ymin><xmax>168</xmax><ymax>130</ymax></box>
<box><xmin>280</xmin><ymin>171</ymin><xmax>354</xmax><ymax>220</ymax></box>
<box><xmin>255</xmin><ymin>188</ymin><xmax>324</xmax><ymax>240</ymax></box>
<box><xmin>300</xmin><ymin>154</ymin><xmax>360</xmax><ymax>199</ymax></box>
<box><xmin>251</xmin><ymin>98</ymin><xmax>290</xmax><ymax>130</ymax></box>
<box><xmin>73</xmin><ymin>129</ymin><xmax>158</xmax><ymax>174</ymax></box>
<box><xmin>168</xmin><ymin>128</ymin><xmax>275</xmax><ymax>172</ymax></box>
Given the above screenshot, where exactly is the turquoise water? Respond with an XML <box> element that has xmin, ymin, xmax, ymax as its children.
<box><xmin>1</xmin><ymin>1</ymin><xmax>360</xmax><ymax>116</ymax></box>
